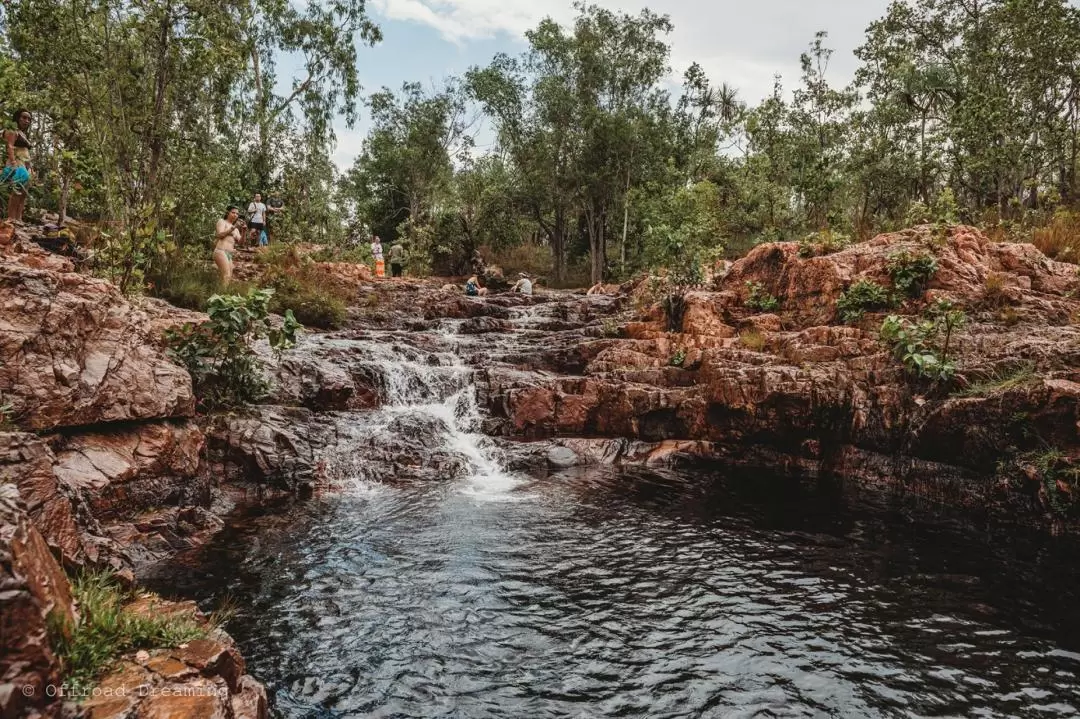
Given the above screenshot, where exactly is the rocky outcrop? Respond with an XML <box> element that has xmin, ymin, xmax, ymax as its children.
<box><xmin>0</xmin><ymin>483</ymin><xmax>76</xmax><ymax>719</ymax></box>
<box><xmin>461</xmin><ymin>226</ymin><xmax>1080</xmax><ymax>524</ymax></box>
<box><xmin>0</xmin><ymin>244</ymin><xmax>195</xmax><ymax>432</ymax></box>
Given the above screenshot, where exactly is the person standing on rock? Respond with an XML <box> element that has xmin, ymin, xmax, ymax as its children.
<box><xmin>371</xmin><ymin>235</ymin><xmax>385</xmax><ymax>278</ymax></box>
<box><xmin>389</xmin><ymin>240</ymin><xmax>406</xmax><ymax>277</ymax></box>
<box><xmin>214</xmin><ymin>206</ymin><xmax>243</xmax><ymax>285</ymax></box>
<box><xmin>246</xmin><ymin>192</ymin><xmax>268</xmax><ymax>246</ymax></box>
<box><xmin>3</xmin><ymin>109</ymin><xmax>32</xmax><ymax>223</ymax></box>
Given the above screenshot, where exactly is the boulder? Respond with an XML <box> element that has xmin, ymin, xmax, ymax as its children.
<box><xmin>0</xmin><ymin>248</ymin><xmax>195</xmax><ymax>431</ymax></box>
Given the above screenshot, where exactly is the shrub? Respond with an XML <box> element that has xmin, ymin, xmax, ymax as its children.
<box><xmin>836</xmin><ymin>280</ymin><xmax>894</xmax><ymax>323</ymax></box>
<box><xmin>166</xmin><ymin>288</ymin><xmax>299</xmax><ymax>409</ymax></box>
<box><xmin>1031</xmin><ymin>210</ymin><xmax>1080</xmax><ymax>262</ymax></box>
<box><xmin>740</xmin><ymin>328</ymin><xmax>766</xmax><ymax>351</ymax></box>
<box><xmin>600</xmin><ymin>318</ymin><xmax>622</xmax><ymax>338</ymax></box>
<box><xmin>982</xmin><ymin>272</ymin><xmax>1009</xmax><ymax>308</ymax></box>
<box><xmin>148</xmin><ymin>252</ymin><xmax>241</xmax><ymax>311</ymax></box>
<box><xmin>269</xmin><ymin>280</ymin><xmax>347</xmax><ymax>330</ymax></box>
<box><xmin>798</xmin><ymin>229</ymin><xmax>851</xmax><ymax>258</ymax></box>
<box><xmin>744</xmin><ymin>281</ymin><xmax>780</xmax><ymax>312</ymax></box>
<box><xmin>50</xmin><ymin>573</ymin><xmax>210</xmax><ymax>692</ymax></box>
<box><xmin>669</xmin><ymin>348</ymin><xmax>686</xmax><ymax>367</ymax></box>
<box><xmin>258</xmin><ymin>251</ymin><xmax>351</xmax><ymax>330</ymax></box>
<box><xmin>886</xmin><ymin>250</ymin><xmax>938</xmax><ymax>297</ymax></box>
<box><xmin>879</xmin><ymin>299</ymin><xmax>966</xmax><ymax>383</ymax></box>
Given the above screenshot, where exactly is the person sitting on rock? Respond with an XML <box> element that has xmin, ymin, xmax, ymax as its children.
<box><xmin>512</xmin><ymin>272</ymin><xmax>533</xmax><ymax>295</ymax></box>
<box><xmin>465</xmin><ymin>275</ymin><xmax>488</xmax><ymax>297</ymax></box>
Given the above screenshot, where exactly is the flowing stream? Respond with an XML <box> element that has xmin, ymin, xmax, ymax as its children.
<box><xmin>153</xmin><ymin>322</ymin><xmax>1080</xmax><ymax>719</ymax></box>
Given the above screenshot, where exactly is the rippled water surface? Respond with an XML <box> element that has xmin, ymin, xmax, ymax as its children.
<box><xmin>157</xmin><ymin>467</ymin><xmax>1080</xmax><ymax>719</ymax></box>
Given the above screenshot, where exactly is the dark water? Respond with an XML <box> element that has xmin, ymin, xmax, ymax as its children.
<box><xmin>154</xmin><ymin>467</ymin><xmax>1080</xmax><ymax>719</ymax></box>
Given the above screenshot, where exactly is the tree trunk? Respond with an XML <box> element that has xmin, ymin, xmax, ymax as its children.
<box><xmin>145</xmin><ymin>2</ymin><xmax>172</xmax><ymax>203</ymax></box>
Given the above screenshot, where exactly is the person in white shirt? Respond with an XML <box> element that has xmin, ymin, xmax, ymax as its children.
<box><xmin>246</xmin><ymin>192</ymin><xmax>267</xmax><ymax>245</ymax></box>
<box><xmin>512</xmin><ymin>272</ymin><xmax>533</xmax><ymax>295</ymax></box>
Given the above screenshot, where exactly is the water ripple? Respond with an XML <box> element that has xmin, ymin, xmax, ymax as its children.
<box><xmin>157</xmin><ymin>471</ymin><xmax>1080</xmax><ymax>719</ymax></box>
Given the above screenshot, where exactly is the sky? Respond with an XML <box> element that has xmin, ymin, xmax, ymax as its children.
<box><xmin>325</xmin><ymin>0</ymin><xmax>895</xmax><ymax>170</ymax></box>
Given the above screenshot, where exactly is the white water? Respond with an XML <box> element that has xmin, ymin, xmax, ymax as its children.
<box><xmin>334</xmin><ymin>331</ymin><xmax>525</xmax><ymax>498</ymax></box>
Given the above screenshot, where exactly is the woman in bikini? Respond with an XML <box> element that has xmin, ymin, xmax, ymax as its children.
<box><xmin>3</xmin><ymin>109</ymin><xmax>32</xmax><ymax>223</ymax></box>
<box><xmin>214</xmin><ymin>206</ymin><xmax>243</xmax><ymax>285</ymax></box>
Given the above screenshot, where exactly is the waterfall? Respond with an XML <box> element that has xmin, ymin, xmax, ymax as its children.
<box><xmin>331</xmin><ymin>330</ymin><xmax>523</xmax><ymax>498</ymax></box>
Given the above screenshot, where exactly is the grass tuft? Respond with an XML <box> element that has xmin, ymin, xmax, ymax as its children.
<box><xmin>953</xmin><ymin>362</ymin><xmax>1037</xmax><ymax>398</ymax></box>
<box><xmin>50</xmin><ymin>573</ymin><xmax>212</xmax><ymax>692</ymax></box>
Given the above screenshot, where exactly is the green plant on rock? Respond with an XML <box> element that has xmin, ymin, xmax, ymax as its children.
<box><xmin>836</xmin><ymin>279</ymin><xmax>894</xmax><ymax>323</ymax></box>
<box><xmin>879</xmin><ymin>299</ymin><xmax>966</xmax><ymax>383</ymax></box>
<box><xmin>49</xmin><ymin>573</ymin><xmax>211</xmax><ymax>693</ymax></box>
<box><xmin>886</xmin><ymin>250</ymin><xmax>938</xmax><ymax>297</ymax></box>
<box><xmin>744</xmin><ymin>281</ymin><xmax>780</xmax><ymax>312</ymax></box>
<box><xmin>166</xmin><ymin>288</ymin><xmax>299</xmax><ymax>409</ymax></box>
<box><xmin>600</xmin><ymin>318</ymin><xmax>622</xmax><ymax>338</ymax></box>
<box><xmin>798</xmin><ymin>229</ymin><xmax>851</xmax><ymax>258</ymax></box>
<box><xmin>999</xmin><ymin>449</ymin><xmax>1080</xmax><ymax>517</ymax></box>
<box><xmin>669</xmin><ymin>348</ymin><xmax>687</xmax><ymax>367</ymax></box>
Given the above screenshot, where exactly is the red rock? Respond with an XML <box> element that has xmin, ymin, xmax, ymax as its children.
<box><xmin>0</xmin><ymin>249</ymin><xmax>195</xmax><ymax>431</ymax></box>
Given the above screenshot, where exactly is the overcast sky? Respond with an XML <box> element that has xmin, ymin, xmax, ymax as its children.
<box><xmin>329</xmin><ymin>0</ymin><xmax>894</xmax><ymax>168</ymax></box>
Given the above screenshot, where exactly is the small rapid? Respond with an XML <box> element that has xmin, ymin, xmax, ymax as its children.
<box><xmin>327</xmin><ymin>328</ymin><xmax>523</xmax><ymax>498</ymax></box>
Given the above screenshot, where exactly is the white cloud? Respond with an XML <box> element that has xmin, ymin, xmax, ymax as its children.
<box><xmin>371</xmin><ymin>0</ymin><xmax>891</xmax><ymax>101</ymax></box>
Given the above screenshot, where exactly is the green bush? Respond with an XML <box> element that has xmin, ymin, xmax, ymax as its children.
<box><xmin>669</xmin><ymin>348</ymin><xmax>686</xmax><ymax>367</ymax></box>
<box><xmin>886</xmin><ymin>250</ymin><xmax>938</xmax><ymax>297</ymax></box>
<box><xmin>836</xmin><ymin>279</ymin><xmax>894</xmax><ymax>323</ymax></box>
<box><xmin>166</xmin><ymin>288</ymin><xmax>299</xmax><ymax>409</ymax></box>
<box><xmin>879</xmin><ymin>299</ymin><xmax>966</xmax><ymax>383</ymax></box>
<box><xmin>148</xmin><ymin>253</ymin><xmax>226</xmax><ymax>311</ymax></box>
<box><xmin>50</xmin><ymin>573</ymin><xmax>210</xmax><ymax>692</ymax></box>
<box><xmin>744</xmin><ymin>281</ymin><xmax>780</xmax><ymax>312</ymax></box>
<box><xmin>798</xmin><ymin>229</ymin><xmax>851</xmax><ymax>258</ymax></box>
<box><xmin>270</xmin><ymin>283</ymin><xmax>347</xmax><ymax>329</ymax></box>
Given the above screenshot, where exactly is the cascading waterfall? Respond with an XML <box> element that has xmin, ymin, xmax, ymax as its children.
<box><xmin>331</xmin><ymin>330</ymin><xmax>522</xmax><ymax>497</ymax></box>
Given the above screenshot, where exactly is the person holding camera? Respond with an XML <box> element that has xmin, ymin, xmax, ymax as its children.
<box><xmin>214</xmin><ymin>205</ymin><xmax>244</xmax><ymax>284</ymax></box>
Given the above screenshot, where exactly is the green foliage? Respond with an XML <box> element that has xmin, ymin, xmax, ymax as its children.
<box><xmin>600</xmin><ymin>318</ymin><xmax>622</xmax><ymax>338</ymax></box>
<box><xmin>999</xmin><ymin>449</ymin><xmax>1080</xmax><ymax>517</ymax></box>
<box><xmin>952</xmin><ymin>362</ymin><xmax>1037</xmax><ymax>398</ymax></box>
<box><xmin>879</xmin><ymin>300</ymin><xmax>967</xmax><ymax>383</ymax></box>
<box><xmin>798</xmin><ymin>229</ymin><xmax>851</xmax><ymax>258</ymax></box>
<box><xmin>744</xmin><ymin>281</ymin><xmax>780</xmax><ymax>312</ymax></box>
<box><xmin>166</xmin><ymin>288</ymin><xmax>299</xmax><ymax>409</ymax></box>
<box><xmin>269</xmin><ymin>282</ymin><xmax>347</xmax><ymax>331</ymax></box>
<box><xmin>668</xmin><ymin>349</ymin><xmax>686</xmax><ymax>367</ymax></box>
<box><xmin>49</xmin><ymin>573</ymin><xmax>210</xmax><ymax>692</ymax></box>
<box><xmin>886</xmin><ymin>250</ymin><xmax>939</xmax><ymax>297</ymax></box>
<box><xmin>836</xmin><ymin>280</ymin><xmax>894</xmax><ymax>323</ymax></box>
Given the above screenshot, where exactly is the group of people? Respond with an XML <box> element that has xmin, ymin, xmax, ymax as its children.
<box><xmin>368</xmin><ymin>235</ymin><xmax>407</xmax><ymax>278</ymax></box>
<box><xmin>213</xmin><ymin>193</ymin><xmax>284</xmax><ymax>284</ymax></box>
<box><xmin>465</xmin><ymin>271</ymin><xmax>533</xmax><ymax>297</ymax></box>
